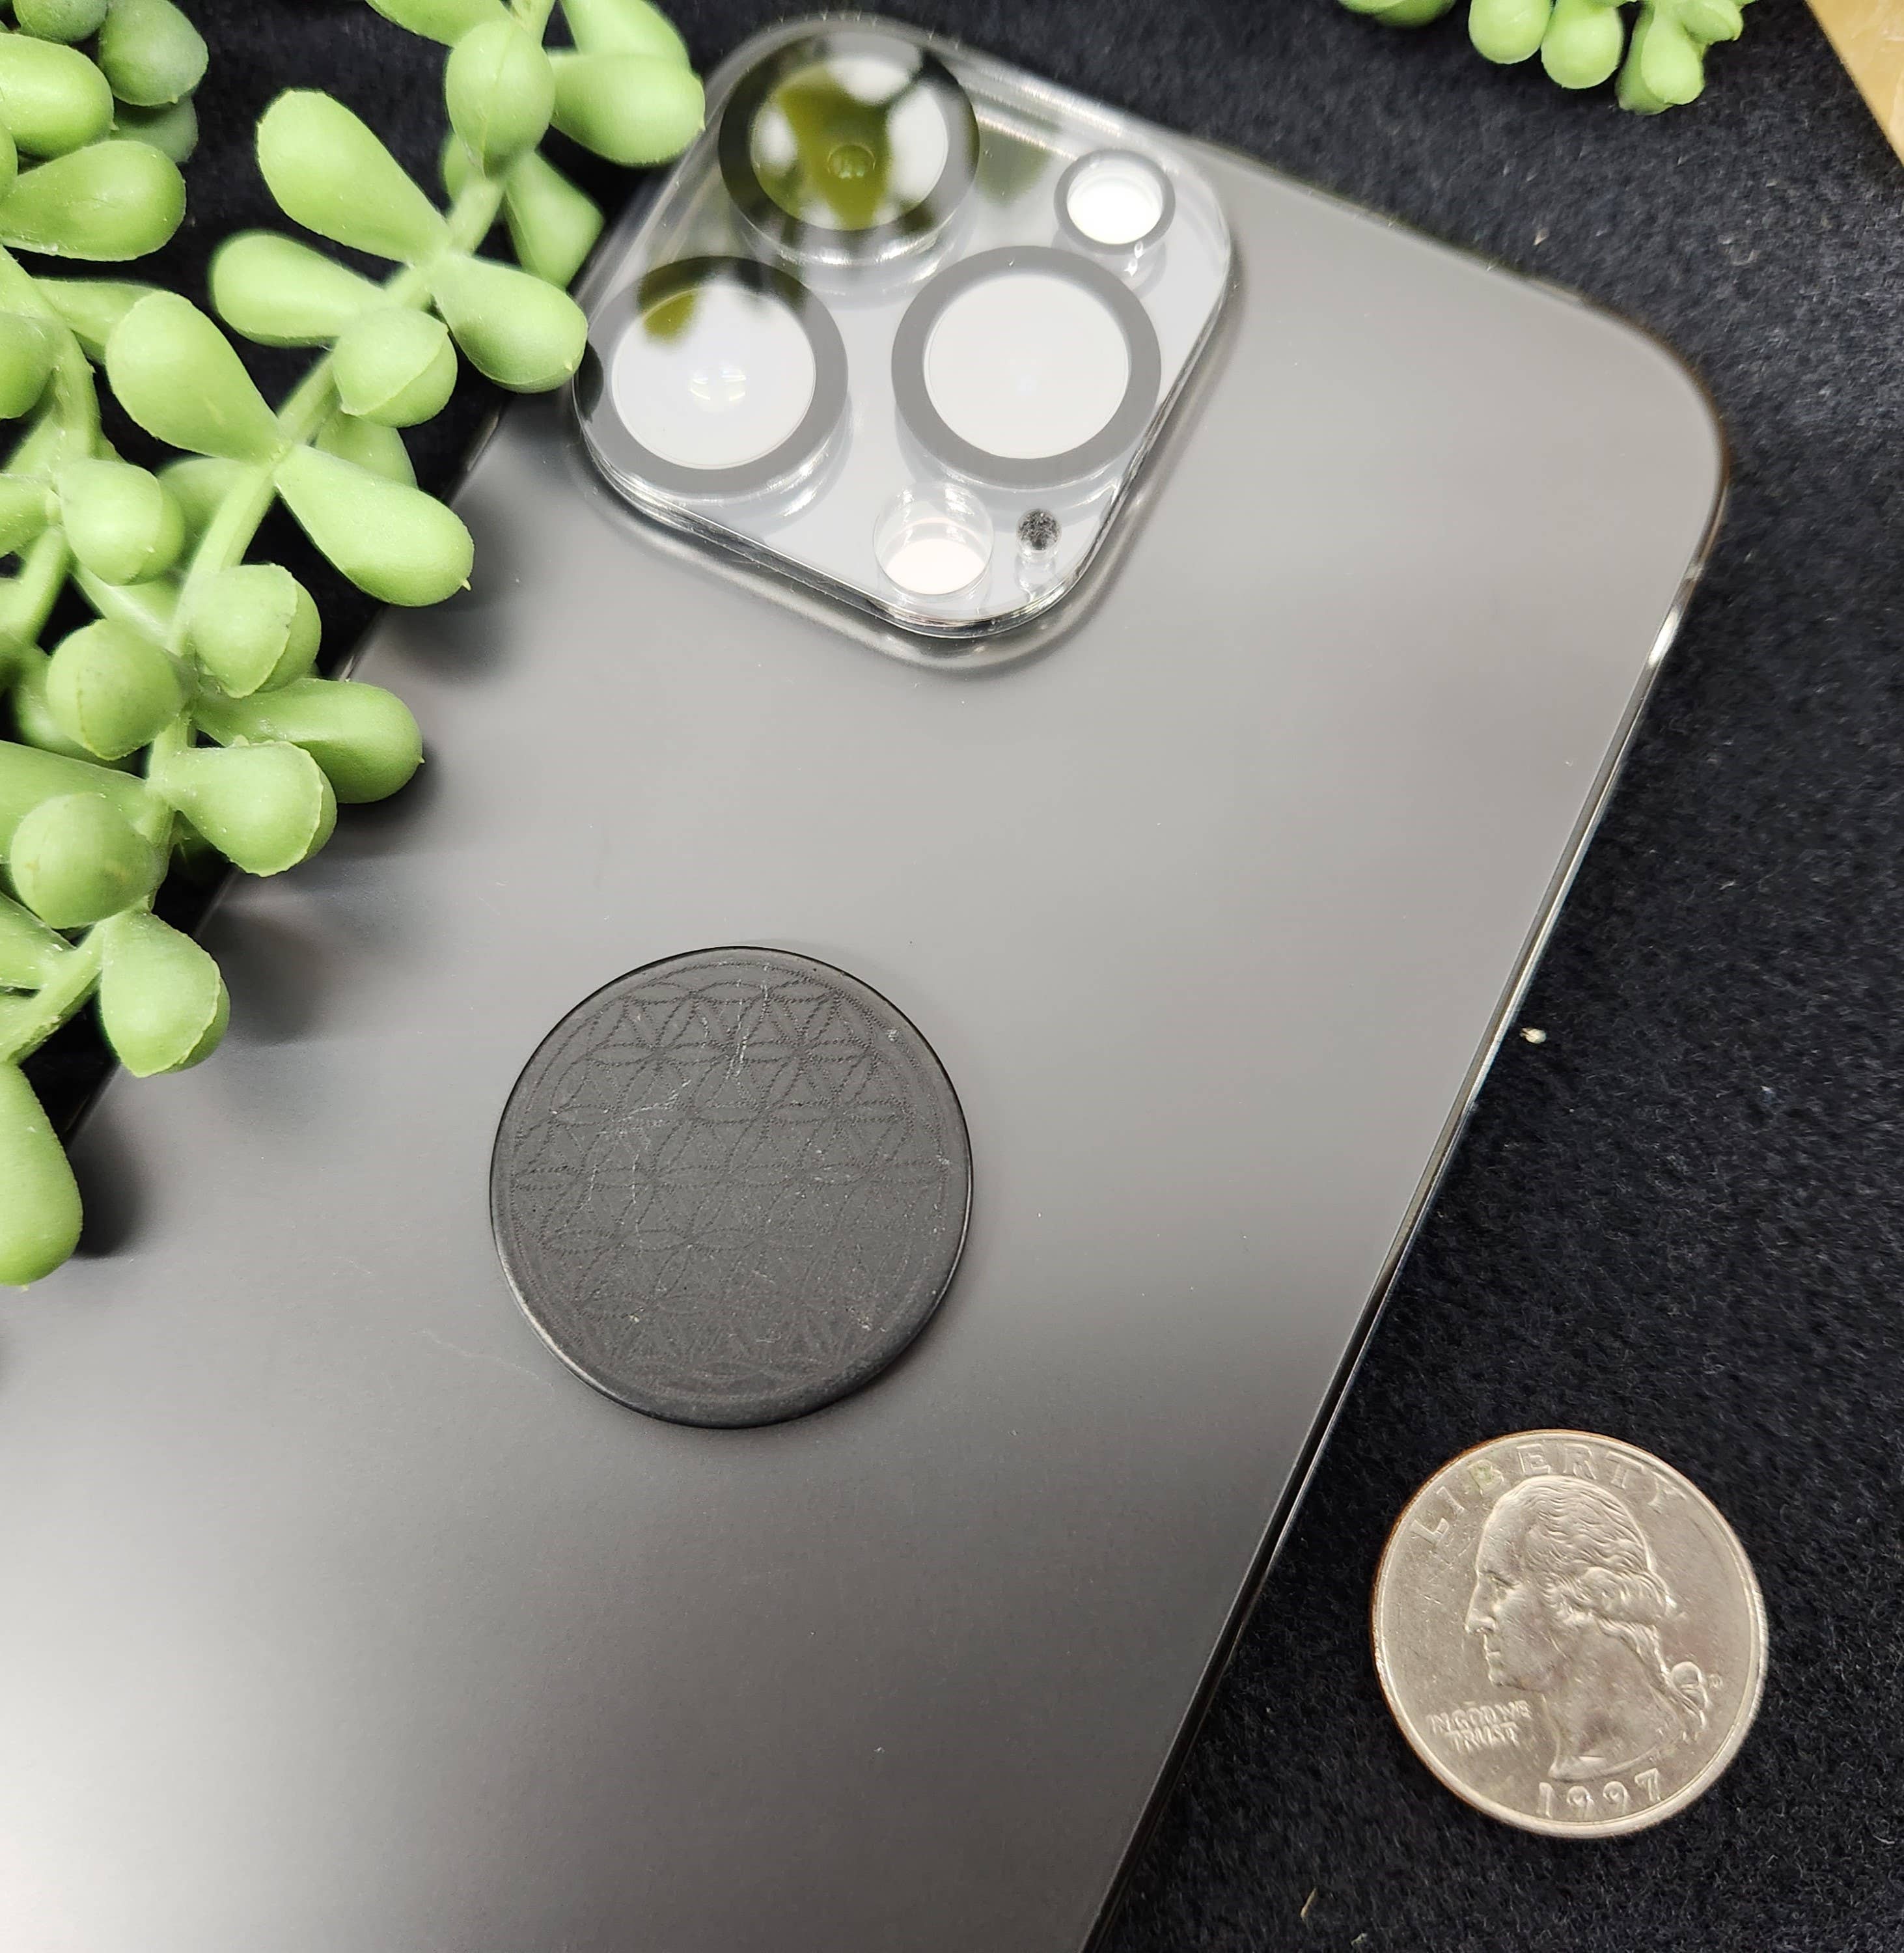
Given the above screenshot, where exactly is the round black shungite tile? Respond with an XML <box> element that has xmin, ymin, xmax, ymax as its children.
<box><xmin>490</xmin><ymin>948</ymin><xmax>972</xmax><ymax>1428</ymax></box>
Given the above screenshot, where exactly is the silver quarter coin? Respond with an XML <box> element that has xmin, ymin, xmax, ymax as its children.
<box><xmin>1371</xmin><ymin>1430</ymin><xmax>1767</xmax><ymax>1838</ymax></box>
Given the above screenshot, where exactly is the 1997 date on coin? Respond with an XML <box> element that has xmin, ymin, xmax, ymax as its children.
<box><xmin>1371</xmin><ymin>1431</ymin><xmax>1767</xmax><ymax>1838</ymax></box>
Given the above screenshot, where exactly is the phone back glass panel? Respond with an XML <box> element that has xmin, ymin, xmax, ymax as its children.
<box><xmin>0</xmin><ymin>26</ymin><xmax>1721</xmax><ymax>1953</ymax></box>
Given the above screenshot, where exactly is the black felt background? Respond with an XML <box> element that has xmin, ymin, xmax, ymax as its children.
<box><xmin>82</xmin><ymin>2</ymin><xmax>1904</xmax><ymax>1946</ymax></box>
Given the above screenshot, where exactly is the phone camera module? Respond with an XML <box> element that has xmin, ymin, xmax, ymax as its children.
<box><xmin>892</xmin><ymin>246</ymin><xmax>1162</xmax><ymax>489</ymax></box>
<box><xmin>1056</xmin><ymin>150</ymin><xmax>1175</xmax><ymax>256</ymax></box>
<box><xmin>587</xmin><ymin>256</ymin><xmax>848</xmax><ymax>501</ymax></box>
<box><xmin>721</xmin><ymin>31</ymin><xmax>980</xmax><ymax>265</ymax></box>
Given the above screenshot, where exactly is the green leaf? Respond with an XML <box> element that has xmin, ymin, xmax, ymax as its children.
<box><xmin>549</xmin><ymin>51</ymin><xmax>704</xmax><ymax>166</ymax></box>
<box><xmin>159</xmin><ymin>454</ymin><xmax>249</xmax><ymax>549</ymax></box>
<box><xmin>113</xmin><ymin>96</ymin><xmax>199</xmax><ymax>165</ymax></box>
<box><xmin>441</xmin><ymin>139</ymin><xmax>604</xmax><ymax>288</ymax></box>
<box><xmin>0</xmin><ymin>141</ymin><xmax>185</xmax><ymax>260</ymax></box>
<box><xmin>96</xmin><ymin>0</ymin><xmax>208</xmax><ymax>107</ymax></box>
<box><xmin>106</xmin><ymin>292</ymin><xmax>283</xmax><ymax>460</ymax></box>
<box><xmin>561</xmin><ymin>0</ymin><xmax>689</xmax><ymax>62</ymax></box>
<box><xmin>445</xmin><ymin>20</ymin><xmax>555</xmax><ymax>172</ymax></box>
<box><xmin>34</xmin><ymin>277</ymin><xmax>156</xmax><ymax>359</ymax></box>
<box><xmin>365</xmin><ymin>0</ymin><xmax>507</xmax><ymax>42</ymax></box>
<box><xmin>43</xmin><ymin>618</ymin><xmax>184</xmax><ymax>760</ymax></box>
<box><xmin>211</xmin><ymin>230</ymin><xmax>381</xmax><ymax>346</ymax></box>
<box><xmin>499</xmin><ymin>150</ymin><xmax>602</xmax><ymax>288</ymax></box>
<box><xmin>331</xmin><ymin>307</ymin><xmax>459</xmax><ymax>426</ymax></box>
<box><xmin>0</xmin><ymin>32</ymin><xmax>115</xmax><ymax>157</ymax></box>
<box><xmin>14</xmin><ymin>0</ymin><xmax>113</xmax><ymax>43</ymax></box>
<box><xmin>257</xmin><ymin>90</ymin><xmax>448</xmax><ymax>264</ymax></box>
<box><xmin>95</xmin><ymin>907</ymin><xmax>227</xmax><ymax>1075</ymax></box>
<box><xmin>428</xmin><ymin>252</ymin><xmax>586</xmax><ymax>391</ymax></box>
<box><xmin>0</xmin><ymin>313</ymin><xmax>57</xmax><ymax>420</ymax></box>
<box><xmin>0</xmin><ymin>1061</ymin><xmax>82</xmax><ymax>1286</ymax></box>
<box><xmin>273</xmin><ymin>444</ymin><xmax>471</xmax><ymax>605</ymax></box>
<box><xmin>195</xmin><ymin>676</ymin><xmax>421</xmax><ymax>804</ymax></box>
<box><xmin>150</xmin><ymin>740</ymin><xmax>337</xmax><ymax>875</ymax></box>
<box><xmin>0</xmin><ymin>738</ymin><xmax>151</xmax><ymax>848</ymax></box>
<box><xmin>183</xmin><ymin>563</ymin><xmax>320</xmax><ymax>698</ymax></box>
<box><xmin>7</xmin><ymin>788</ymin><xmax>161</xmax><ymax>925</ymax></box>
<box><xmin>0</xmin><ymin>476</ymin><xmax>51</xmax><ymax>557</ymax></box>
<box><xmin>313</xmin><ymin>412</ymin><xmax>415</xmax><ymax>486</ymax></box>
<box><xmin>1469</xmin><ymin>0</ymin><xmax>1552</xmax><ymax>62</ymax></box>
<box><xmin>0</xmin><ymin>888</ymin><xmax>68</xmax><ymax>988</ymax></box>
<box><xmin>56</xmin><ymin>458</ymin><xmax>185</xmax><ymax>587</ymax></box>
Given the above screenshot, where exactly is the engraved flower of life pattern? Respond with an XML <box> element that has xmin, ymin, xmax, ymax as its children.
<box><xmin>491</xmin><ymin>951</ymin><xmax>970</xmax><ymax>1425</ymax></box>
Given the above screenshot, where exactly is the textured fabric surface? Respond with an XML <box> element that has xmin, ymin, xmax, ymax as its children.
<box><xmin>87</xmin><ymin>3</ymin><xmax>1904</xmax><ymax>1947</ymax></box>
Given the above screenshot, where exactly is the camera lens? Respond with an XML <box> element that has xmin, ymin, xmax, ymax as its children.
<box><xmin>1056</xmin><ymin>150</ymin><xmax>1175</xmax><ymax>255</ymax></box>
<box><xmin>891</xmin><ymin>246</ymin><xmax>1163</xmax><ymax>488</ymax></box>
<box><xmin>585</xmin><ymin>257</ymin><xmax>848</xmax><ymax>500</ymax></box>
<box><xmin>721</xmin><ymin>32</ymin><xmax>979</xmax><ymax>263</ymax></box>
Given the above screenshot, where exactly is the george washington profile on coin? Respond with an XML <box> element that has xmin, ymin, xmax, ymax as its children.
<box><xmin>1372</xmin><ymin>1432</ymin><xmax>1767</xmax><ymax>1836</ymax></box>
<box><xmin>1463</xmin><ymin>1475</ymin><xmax>1711</xmax><ymax>1784</ymax></box>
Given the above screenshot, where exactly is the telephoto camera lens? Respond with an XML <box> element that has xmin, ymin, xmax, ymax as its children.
<box><xmin>587</xmin><ymin>257</ymin><xmax>848</xmax><ymax>501</ymax></box>
<box><xmin>721</xmin><ymin>31</ymin><xmax>980</xmax><ymax>263</ymax></box>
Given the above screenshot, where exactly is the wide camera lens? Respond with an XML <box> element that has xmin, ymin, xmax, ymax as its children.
<box><xmin>721</xmin><ymin>32</ymin><xmax>979</xmax><ymax>262</ymax></box>
<box><xmin>588</xmin><ymin>258</ymin><xmax>848</xmax><ymax>500</ymax></box>
<box><xmin>891</xmin><ymin>247</ymin><xmax>1163</xmax><ymax>489</ymax></box>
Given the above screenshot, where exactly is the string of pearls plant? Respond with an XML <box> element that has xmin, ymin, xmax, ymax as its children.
<box><xmin>1342</xmin><ymin>0</ymin><xmax>1754</xmax><ymax>109</ymax></box>
<box><xmin>0</xmin><ymin>0</ymin><xmax>701</xmax><ymax>1283</ymax></box>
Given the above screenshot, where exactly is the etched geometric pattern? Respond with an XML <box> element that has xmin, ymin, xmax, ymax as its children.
<box><xmin>491</xmin><ymin>949</ymin><xmax>971</xmax><ymax>1426</ymax></box>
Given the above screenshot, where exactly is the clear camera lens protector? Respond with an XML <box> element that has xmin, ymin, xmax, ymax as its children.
<box><xmin>1056</xmin><ymin>150</ymin><xmax>1176</xmax><ymax>255</ymax></box>
<box><xmin>575</xmin><ymin>17</ymin><xmax>1232</xmax><ymax>644</ymax></box>
<box><xmin>583</xmin><ymin>256</ymin><xmax>848</xmax><ymax>499</ymax></box>
<box><xmin>719</xmin><ymin>30</ymin><xmax>980</xmax><ymax>266</ymax></box>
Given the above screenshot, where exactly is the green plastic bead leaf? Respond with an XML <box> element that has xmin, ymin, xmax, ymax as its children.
<box><xmin>184</xmin><ymin>562</ymin><xmax>320</xmax><ymax>697</ymax></box>
<box><xmin>97</xmin><ymin>0</ymin><xmax>209</xmax><ymax>107</ymax></box>
<box><xmin>1618</xmin><ymin>5</ymin><xmax>1708</xmax><ymax>109</ymax></box>
<box><xmin>428</xmin><ymin>252</ymin><xmax>586</xmax><ymax>391</ymax></box>
<box><xmin>257</xmin><ymin>90</ymin><xmax>448</xmax><ymax>265</ymax></box>
<box><xmin>151</xmin><ymin>740</ymin><xmax>337</xmax><ymax>876</ymax></box>
<box><xmin>0</xmin><ymin>1061</ymin><xmax>81</xmax><ymax>1286</ymax></box>
<box><xmin>0</xmin><ymin>33</ymin><xmax>115</xmax><ymax>158</ymax></box>
<box><xmin>44</xmin><ymin>617</ymin><xmax>186</xmax><ymax>761</ymax></box>
<box><xmin>0</xmin><ymin>141</ymin><xmax>185</xmax><ymax>260</ymax></box>
<box><xmin>549</xmin><ymin>51</ymin><xmax>704</xmax><ymax>166</ymax></box>
<box><xmin>7</xmin><ymin>788</ymin><xmax>161</xmax><ymax>925</ymax></box>
<box><xmin>15</xmin><ymin>0</ymin><xmax>113</xmax><ymax>42</ymax></box>
<box><xmin>562</xmin><ymin>0</ymin><xmax>689</xmax><ymax>62</ymax></box>
<box><xmin>0</xmin><ymin>734</ymin><xmax>152</xmax><ymax>845</ymax></box>
<box><xmin>70</xmin><ymin>563</ymin><xmax>177</xmax><ymax>647</ymax></box>
<box><xmin>107</xmin><ymin>292</ymin><xmax>283</xmax><ymax>460</ymax></box>
<box><xmin>7</xmin><ymin>654</ymin><xmax>100</xmax><ymax>760</ymax></box>
<box><xmin>1541</xmin><ymin>0</ymin><xmax>1625</xmax><ymax>86</ymax></box>
<box><xmin>95</xmin><ymin>908</ymin><xmax>228</xmax><ymax>1076</ymax></box>
<box><xmin>56</xmin><ymin>458</ymin><xmax>185</xmax><ymax>587</ymax></box>
<box><xmin>210</xmin><ymin>230</ymin><xmax>380</xmax><ymax>347</ymax></box>
<box><xmin>365</xmin><ymin>0</ymin><xmax>507</xmax><ymax>43</ymax></box>
<box><xmin>273</xmin><ymin>444</ymin><xmax>472</xmax><ymax>606</ymax></box>
<box><xmin>0</xmin><ymin>888</ymin><xmax>68</xmax><ymax>988</ymax></box>
<box><xmin>195</xmin><ymin>676</ymin><xmax>422</xmax><ymax>804</ymax></box>
<box><xmin>1470</xmin><ymin>0</ymin><xmax>1551</xmax><ymax>62</ymax></box>
<box><xmin>0</xmin><ymin>313</ymin><xmax>57</xmax><ymax>420</ymax></box>
<box><xmin>445</xmin><ymin>20</ymin><xmax>555</xmax><ymax>172</ymax></box>
<box><xmin>313</xmin><ymin>411</ymin><xmax>415</xmax><ymax>486</ymax></box>
<box><xmin>34</xmin><ymin>277</ymin><xmax>156</xmax><ymax>359</ymax></box>
<box><xmin>0</xmin><ymin>476</ymin><xmax>50</xmax><ymax>557</ymax></box>
<box><xmin>500</xmin><ymin>150</ymin><xmax>603</xmax><ymax>290</ymax></box>
<box><xmin>331</xmin><ymin>306</ymin><xmax>459</xmax><ymax>426</ymax></box>
<box><xmin>0</xmin><ymin>126</ymin><xmax>18</xmax><ymax>204</ymax></box>
<box><xmin>114</xmin><ymin>97</ymin><xmax>200</xmax><ymax>165</ymax></box>
<box><xmin>450</xmin><ymin>135</ymin><xmax>607</xmax><ymax>271</ymax></box>
<box><xmin>159</xmin><ymin>454</ymin><xmax>249</xmax><ymax>549</ymax></box>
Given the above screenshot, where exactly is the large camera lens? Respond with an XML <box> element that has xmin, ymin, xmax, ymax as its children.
<box><xmin>584</xmin><ymin>257</ymin><xmax>848</xmax><ymax>500</ymax></box>
<box><xmin>891</xmin><ymin>246</ymin><xmax>1163</xmax><ymax>489</ymax></box>
<box><xmin>720</xmin><ymin>31</ymin><xmax>979</xmax><ymax>264</ymax></box>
